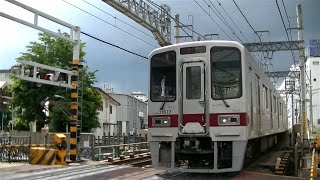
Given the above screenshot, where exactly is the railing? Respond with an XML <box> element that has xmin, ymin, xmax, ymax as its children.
<box><xmin>95</xmin><ymin>132</ymin><xmax>148</xmax><ymax>146</ymax></box>
<box><xmin>0</xmin><ymin>135</ymin><xmax>31</xmax><ymax>162</ymax></box>
<box><xmin>93</xmin><ymin>142</ymin><xmax>149</xmax><ymax>161</ymax></box>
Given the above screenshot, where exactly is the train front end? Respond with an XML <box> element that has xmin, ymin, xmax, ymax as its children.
<box><xmin>148</xmin><ymin>41</ymin><xmax>248</xmax><ymax>173</ymax></box>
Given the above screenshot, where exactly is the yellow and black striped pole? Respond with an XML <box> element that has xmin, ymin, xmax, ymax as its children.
<box><xmin>70</xmin><ymin>26</ymin><xmax>81</xmax><ymax>161</ymax></box>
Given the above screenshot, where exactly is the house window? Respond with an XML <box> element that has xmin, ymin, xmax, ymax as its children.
<box><xmin>318</xmin><ymin>119</ymin><xmax>320</xmax><ymax>124</ymax></box>
<box><xmin>313</xmin><ymin>61</ymin><xmax>319</xmax><ymax>65</ymax></box>
<box><xmin>109</xmin><ymin>105</ymin><xmax>112</xmax><ymax>114</ymax></box>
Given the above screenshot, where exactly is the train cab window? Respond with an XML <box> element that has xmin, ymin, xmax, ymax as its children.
<box><xmin>150</xmin><ymin>51</ymin><xmax>176</xmax><ymax>102</ymax></box>
<box><xmin>210</xmin><ymin>47</ymin><xmax>242</xmax><ymax>99</ymax></box>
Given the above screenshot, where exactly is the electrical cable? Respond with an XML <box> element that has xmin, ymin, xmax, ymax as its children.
<box><xmin>194</xmin><ymin>0</ymin><xmax>233</xmax><ymax>40</ymax></box>
<box><xmin>81</xmin><ymin>0</ymin><xmax>155</xmax><ymax>39</ymax></box>
<box><xmin>205</xmin><ymin>0</ymin><xmax>243</xmax><ymax>42</ymax></box>
<box><xmin>281</xmin><ymin>0</ymin><xmax>296</xmax><ymax>66</ymax></box>
<box><xmin>232</xmin><ymin>0</ymin><xmax>262</xmax><ymax>42</ymax></box>
<box><xmin>61</xmin><ymin>0</ymin><xmax>156</xmax><ymax>48</ymax></box>
<box><xmin>215</xmin><ymin>0</ymin><xmax>249</xmax><ymax>43</ymax></box>
<box><xmin>81</xmin><ymin>31</ymin><xmax>148</xmax><ymax>59</ymax></box>
<box><xmin>145</xmin><ymin>0</ymin><xmax>207</xmax><ymax>40</ymax></box>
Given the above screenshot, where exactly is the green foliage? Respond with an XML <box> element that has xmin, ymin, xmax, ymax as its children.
<box><xmin>10</xmin><ymin>32</ymin><xmax>102</xmax><ymax>132</ymax></box>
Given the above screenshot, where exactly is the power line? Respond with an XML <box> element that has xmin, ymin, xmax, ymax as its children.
<box><xmin>81</xmin><ymin>31</ymin><xmax>148</xmax><ymax>59</ymax></box>
<box><xmin>281</xmin><ymin>0</ymin><xmax>296</xmax><ymax>65</ymax></box>
<box><xmin>281</xmin><ymin>0</ymin><xmax>293</xmax><ymax>40</ymax></box>
<box><xmin>204</xmin><ymin>0</ymin><xmax>243</xmax><ymax>42</ymax></box>
<box><xmin>275</xmin><ymin>0</ymin><xmax>295</xmax><ymax>65</ymax></box>
<box><xmin>207</xmin><ymin>0</ymin><xmax>233</xmax><ymax>32</ymax></box>
<box><xmin>60</xmin><ymin>0</ymin><xmax>156</xmax><ymax>48</ymax></box>
<box><xmin>275</xmin><ymin>0</ymin><xmax>290</xmax><ymax>42</ymax></box>
<box><xmin>215</xmin><ymin>0</ymin><xmax>249</xmax><ymax>43</ymax></box>
<box><xmin>81</xmin><ymin>0</ymin><xmax>155</xmax><ymax>40</ymax></box>
<box><xmin>232</xmin><ymin>0</ymin><xmax>261</xmax><ymax>42</ymax></box>
<box><xmin>194</xmin><ymin>0</ymin><xmax>233</xmax><ymax>40</ymax></box>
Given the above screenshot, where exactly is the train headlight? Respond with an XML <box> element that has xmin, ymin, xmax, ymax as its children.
<box><xmin>152</xmin><ymin>117</ymin><xmax>171</xmax><ymax>127</ymax></box>
<box><xmin>218</xmin><ymin>115</ymin><xmax>240</xmax><ymax>125</ymax></box>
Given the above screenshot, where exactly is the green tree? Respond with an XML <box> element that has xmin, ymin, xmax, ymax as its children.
<box><xmin>10</xmin><ymin>32</ymin><xmax>102</xmax><ymax>132</ymax></box>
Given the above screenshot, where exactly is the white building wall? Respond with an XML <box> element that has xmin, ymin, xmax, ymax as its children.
<box><xmin>0</xmin><ymin>70</ymin><xmax>13</xmax><ymax>85</ymax></box>
<box><xmin>307</xmin><ymin>57</ymin><xmax>320</xmax><ymax>130</ymax></box>
<box><xmin>95</xmin><ymin>97</ymin><xmax>107</xmax><ymax>137</ymax></box>
<box><xmin>95</xmin><ymin>92</ymin><xmax>119</xmax><ymax>137</ymax></box>
<box><xmin>109</xmin><ymin>93</ymin><xmax>147</xmax><ymax>135</ymax></box>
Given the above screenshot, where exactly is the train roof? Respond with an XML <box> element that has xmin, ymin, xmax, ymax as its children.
<box><xmin>149</xmin><ymin>40</ymin><xmax>244</xmax><ymax>57</ymax></box>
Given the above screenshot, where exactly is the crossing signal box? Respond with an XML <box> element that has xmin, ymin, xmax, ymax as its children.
<box><xmin>11</xmin><ymin>60</ymin><xmax>75</xmax><ymax>89</ymax></box>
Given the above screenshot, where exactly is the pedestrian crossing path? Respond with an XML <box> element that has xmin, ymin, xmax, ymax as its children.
<box><xmin>3</xmin><ymin>164</ymin><xmax>129</xmax><ymax>180</ymax></box>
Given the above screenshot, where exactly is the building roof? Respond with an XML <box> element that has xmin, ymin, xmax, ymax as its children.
<box><xmin>0</xmin><ymin>69</ymin><xmax>11</xmax><ymax>73</ymax></box>
<box><xmin>94</xmin><ymin>87</ymin><xmax>121</xmax><ymax>106</ymax></box>
<box><xmin>0</xmin><ymin>81</ymin><xmax>7</xmax><ymax>89</ymax></box>
<box><xmin>108</xmin><ymin>92</ymin><xmax>148</xmax><ymax>104</ymax></box>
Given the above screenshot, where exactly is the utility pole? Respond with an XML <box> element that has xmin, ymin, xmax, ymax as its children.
<box><xmin>296</xmin><ymin>5</ymin><xmax>308</xmax><ymax>170</ymax></box>
<box><xmin>291</xmin><ymin>92</ymin><xmax>294</xmax><ymax>145</ymax></box>
<box><xmin>296</xmin><ymin>4</ymin><xmax>307</xmax><ymax>141</ymax></box>
<box><xmin>174</xmin><ymin>14</ymin><xmax>193</xmax><ymax>43</ymax></box>
<box><xmin>309</xmin><ymin>70</ymin><xmax>313</xmax><ymax>132</ymax></box>
<box><xmin>175</xmin><ymin>14</ymin><xmax>179</xmax><ymax>44</ymax></box>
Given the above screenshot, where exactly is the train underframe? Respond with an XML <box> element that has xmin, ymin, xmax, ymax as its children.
<box><xmin>150</xmin><ymin>132</ymin><xmax>287</xmax><ymax>173</ymax></box>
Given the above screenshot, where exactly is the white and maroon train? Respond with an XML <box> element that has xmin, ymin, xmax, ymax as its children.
<box><xmin>148</xmin><ymin>40</ymin><xmax>288</xmax><ymax>173</ymax></box>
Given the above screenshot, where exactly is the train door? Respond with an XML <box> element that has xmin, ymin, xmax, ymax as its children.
<box><xmin>181</xmin><ymin>60</ymin><xmax>206</xmax><ymax>134</ymax></box>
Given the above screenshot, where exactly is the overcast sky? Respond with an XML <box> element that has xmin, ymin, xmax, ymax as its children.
<box><xmin>0</xmin><ymin>0</ymin><xmax>319</xmax><ymax>95</ymax></box>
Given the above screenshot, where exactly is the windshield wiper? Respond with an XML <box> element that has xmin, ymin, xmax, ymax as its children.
<box><xmin>160</xmin><ymin>96</ymin><xmax>167</xmax><ymax>110</ymax></box>
<box><xmin>215</xmin><ymin>85</ymin><xmax>230</xmax><ymax>107</ymax></box>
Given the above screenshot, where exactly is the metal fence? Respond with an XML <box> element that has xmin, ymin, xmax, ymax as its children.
<box><xmin>0</xmin><ymin>134</ymin><xmax>31</xmax><ymax>162</ymax></box>
<box><xmin>94</xmin><ymin>132</ymin><xmax>148</xmax><ymax>146</ymax></box>
<box><xmin>0</xmin><ymin>131</ymin><xmax>150</xmax><ymax>162</ymax></box>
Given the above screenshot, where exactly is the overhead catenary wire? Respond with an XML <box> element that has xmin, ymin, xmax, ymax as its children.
<box><xmin>81</xmin><ymin>31</ymin><xmax>148</xmax><ymax>59</ymax></box>
<box><xmin>215</xmin><ymin>0</ymin><xmax>249</xmax><ymax>43</ymax></box>
<box><xmin>275</xmin><ymin>0</ymin><xmax>295</xmax><ymax>66</ymax></box>
<box><xmin>81</xmin><ymin>0</ymin><xmax>155</xmax><ymax>40</ymax></box>
<box><xmin>207</xmin><ymin>0</ymin><xmax>234</xmax><ymax>32</ymax></box>
<box><xmin>280</xmin><ymin>0</ymin><xmax>297</xmax><ymax>66</ymax></box>
<box><xmin>232</xmin><ymin>0</ymin><xmax>262</xmax><ymax>42</ymax></box>
<box><xmin>61</xmin><ymin>0</ymin><xmax>157</xmax><ymax>48</ymax></box>
<box><xmin>194</xmin><ymin>0</ymin><xmax>233</xmax><ymax>40</ymax></box>
<box><xmin>204</xmin><ymin>0</ymin><xmax>243</xmax><ymax>42</ymax></box>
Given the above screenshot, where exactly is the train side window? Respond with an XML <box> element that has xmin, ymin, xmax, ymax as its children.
<box><xmin>262</xmin><ymin>85</ymin><xmax>268</xmax><ymax>110</ymax></box>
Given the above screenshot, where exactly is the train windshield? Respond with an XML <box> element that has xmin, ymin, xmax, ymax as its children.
<box><xmin>150</xmin><ymin>51</ymin><xmax>176</xmax><ymax>102</ymax></box>
<box><xmin>210</xmin><ymin>47</ymin><xmax>242</xmax><ymax>100</ymax></box>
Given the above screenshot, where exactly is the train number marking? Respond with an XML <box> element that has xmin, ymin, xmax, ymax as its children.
<box><xmin>158</xmin><ymin>110</ymin><xmax>172</xmax><ymax>114</ymax></box>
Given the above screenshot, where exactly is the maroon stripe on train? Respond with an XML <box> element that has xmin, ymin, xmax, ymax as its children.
<box><xmin>148</xmin><ymin>112</ymin><xmax>248</xmax><ymax>128</ymax></box>
<box><xmin>148</xmin><ymin>114</ymin><xmax>178</xmax><ymax>128</ymax></box>
<box><xmin>182</xmin><ymin>114</ymin><xmax>206</xmax><ymax>126</ymax></box>
<box><xmin>209</xmin><ymin>112</ymin><xmax>249</xmax><ymax>126</ymax></box>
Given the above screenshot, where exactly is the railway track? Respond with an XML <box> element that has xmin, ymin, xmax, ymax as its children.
<box><xmin>110</xmin><ymin>153</ymin><xmax>151</xmax><ymax>167</ymax></box>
